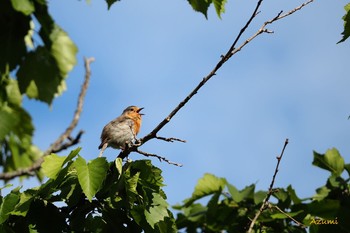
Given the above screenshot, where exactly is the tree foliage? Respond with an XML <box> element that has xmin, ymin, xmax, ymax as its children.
<box><xmin>174</xmin><ymin>148</ymin><xmax>350</xmax><ymax>232</ymax></box>
<box><xmin>0</xmin><ymin>149</ymin><xmax>176</xmax><ymax>232</ymax></box>
<box><xmin>338</xmin><ymin>3</ymin><xmax>350</xmax><ymax>43</ymax></box>
<box><xmin>0</xmin><ymin>0</ymin><xmax>349</xmax><ymax>232</ymax></box>
<box><xmin>0</xmin><ymin>0</ymin><xmax>77</xmax><ymax>178</ymax></box>
<box><xmin>0</xmin><ymin>148</ymin><xmax>348</xmax><ymax>232</ymax></box>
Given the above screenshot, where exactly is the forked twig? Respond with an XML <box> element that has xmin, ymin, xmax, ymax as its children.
<box><xmin>246</xmin><ymin>139</ymin><xmax>289</xmax><ymax>233</ymax></box>
<box><xmin>271</xmin><ymin>204</ymin><xmax>307</xmax><ymax>228</ymax></box>
<box><xmin>118</xmin><ymin>0</ymin><xmax>314</xmax><ymax>165</ymax></box>
<box><xmin>0</xmin><ymin>57</ymin><xmax>95</xmax><ymax>181</ymax></box>
<box><xmin>135</xmin><ymin>149</ymin><xmax>183</xmax><ymax>167</ymax></box>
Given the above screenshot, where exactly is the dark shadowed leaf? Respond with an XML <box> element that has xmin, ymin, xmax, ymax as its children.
<box><xmin>106</xmin><ymin>0</ymin><xmax>121</xmax><ymax>9</ymax></box>
<box><xmin>338</xmin><ymin>3</ymin><xmax>350</xmax><ymax>43</ymax></box>
<box><xmin>0</xmin><ymin>192</ymin><xmax>20</xmax><ymax>224</ymax></box>
<box><xmin>187</xmin><ymin>0</ymin><xmax>211</xmax><ymax>18</ymax></box>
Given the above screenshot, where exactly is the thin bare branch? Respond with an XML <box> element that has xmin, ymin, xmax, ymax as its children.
<box><xmin>246</xmin><ymin>138</ymin><xmax>289</xmax><ymax>233</ymax></box>
<box><xmin>0</xmin><ymin>57</ymin><xmax>95</xmax><ymax>181</ymax></box>
<box><xmin>155</xmin><ymin>136</ymin><xmax>186</xmax><ymax>143</ymax></box>
<box><xmin>271</xmin><ymin>204</ymin><xmax>307</xmax><ymax>228</ymax></box>
<box><xmin>135</xmin><ymin>149</ymin><xmax>183</xmax><ymax>167</ymax></box>
<box><xmin>117</xmin><ymin>0</ymin><xmax>313</xmax><ymax>163</ymax></box>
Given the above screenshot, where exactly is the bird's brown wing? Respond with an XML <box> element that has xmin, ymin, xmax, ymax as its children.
<box><xmin>98</xmin><ymin>116</ymin><xmax>135</xmax><ymax>149</ymax></box>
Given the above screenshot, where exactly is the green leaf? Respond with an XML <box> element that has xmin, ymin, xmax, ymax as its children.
<box><xmin>180</xmin><ymin>203</ymin><xmax>207</xmax><ymax>221</ymax></box>
<box><xmin>213</xmin><ymin>0</ymin><xmax>226</xmax><ymax>19</ymax></box>
<box><xmin>184</xmin><ymin>173</ymin><xmax>226</xmax><ymax>206</ymax></box>
<box><xmin>308</xmin><ymin>199</ymin><xmax>340</xmax><ymax>219</ymax></box>
<box><xmin>42</xmin><ymin>154</ymin><xmax>66</xmax><ymax>179</ymax></box>
<box><xmin>287</xmin><ymin>185</ymin><xmax>301</xmax><ymax>204</ymax></box>
<box><xmin>17</xmin><ymin>47</ymin><xmax>63</xmax><ymax>104</ymax></box>
<box><xmin>115</xmin><ymin>157</ymin><xmax>123</xmax><ymax>179</ymax></box>
<box><xmin>5</xmin><ymin>78</ymin><xmax>22</xmax><ymax>106</ymax></box>
<box><xmin>0</xmin><ymin>106</ymin><xmax>20</xmax><ymax>141</ymax></box>
<box><xmin>313</xmin><ymin>186</ymin><xmax>330</xmax><ymax>201</ymax></box>
<box><xmin>338</xmin><ymin>3</ymin><xmax>350</xmax><ymax>43</ymax></box>
<box><xmin>187</xmin><ymin>0</ymin><xmax>211</xmax><ymax>18</ymax></box>
<box><xmin>0</xmin><ymin>192</ymin><xmax>20</xmax><ymax>224</ymax></box>
<box><xmin>313</xmin><ymin>148</ymin><xmax>344</xmax><ymax>176</ymax></box>
<box><xmin>35</xmin><ymin>4</ymin><xmax>77</xmax><ymax>79</ymax></box>
<box><xmin>41</xmin><ymin>148</ymin><xmax>80</xmax><ymax>180</ymax></box>
<box><xmin>10</xmin><ymin>0</ymin><xmax>35</xmax><ymax>15</ymax></box>
<box><xmin>50</xmin><ymin>25</ymin><xmax>78</xmax><ymax>76</ymax></box>
<box><xmin>41</xmin><ymin>147</ymin><xmax>80</xmax><ymax>179</ymax></box>
<box><xmin>74</xmin><ymin>156</ymin><xmax>109</xmax><ymax>202</ymax></box>
<box><xmin>227</xmin><ymin>183</ymin><xmax>255</xmax><ymax>203</ymax></box>
<box><xmin>254</xmin><ymin>190</ymin><xmax>267</xmax><ymax>205</ymax></box>
<box><xmin>125</xmin><ymin>171</ymin><xmax>141</xmax><ymax>202</ymax></box>
<box><xmin>144</xmin><ymin>193</ymin><xmax>169</xmax><ymax>228</ymax></box>
<box><xmin>11</xmin><ymin>190</ymin><xmax>35</xmax><ymax>217</ymax></box>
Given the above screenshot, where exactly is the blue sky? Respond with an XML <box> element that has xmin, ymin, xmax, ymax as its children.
<box><xmin>20</xmin><ymin>0</ymin><xmax>350</xmax><ymax>206</ymax></box>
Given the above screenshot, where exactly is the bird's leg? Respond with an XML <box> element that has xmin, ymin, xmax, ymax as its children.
<box><xmin>98</xmin><ymin>143</ymin><xmax>108</xmax><ymax>157</ymax></box>
<box><xmin>133</xmin><ymin>138</ymin><xmax>142</xmax><ymax>146</ymax></box>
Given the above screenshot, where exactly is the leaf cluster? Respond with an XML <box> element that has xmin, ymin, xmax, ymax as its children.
<box><xmin>338</xmin><ymin>3</ymin><xmax>350</xmax><ymax>43</ymax></box>
<box><xmin>0</xmin><ymin>0</ymin><xmax>77</xmax><ymax>178</ymax></box>
<box><xmin>174</xmin><ymin>148</ymin><xmax>350</xmax><ymax>233</ymax></box>
<box><xmin>0</xmin><ymin>149</ymin><xmax>176</xmax><ymax>233</ymax></box>
<box><xmin>107</xmin><ymin>0</ymin><xmax>227</xmax><ymax>19</ymax></box>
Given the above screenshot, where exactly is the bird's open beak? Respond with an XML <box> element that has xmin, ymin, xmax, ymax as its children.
<box><xmin>137</xmin><ymin>107</ymin><xmax>145</xmax><ymax>115</ymax></box>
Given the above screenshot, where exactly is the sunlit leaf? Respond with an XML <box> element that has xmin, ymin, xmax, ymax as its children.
<box><xmin>144</xmin><ymin>193</ymin><xmax>169</xmax><ymax>228</ymax></box>
<box><xmin>50</xmin><ymin>25</ymin><xmax>78</xmax><ymax>77</ymax></box>
<box><xmin>5</xmin><ymin>79</ymin><xmax>22</xmax><ymax>106</ymax></box>
<box><xmin>183</xmin><ymin>173</ymin><xmax>226</xmax><ymax>206</ymax></box>
<box><xmin>213</xmin><ymin>0</ymin><xmax>226</xmax><ymax>19</ymax></box>
<box><xmin>75</xmin><ymin>156</ymin><xmax>109</xmax><ymax>202</ymax></box>
<box><xmin>115</xmin><ymin>157</ymin><xmax>123</xmax><ymax>179</ymax></box>
<box><xmin>10</xmin><ymin>0</ymin><xmax>35</xmax><ymax>15</ymax></box>
<box><xmin>313</xmin><ymin>148</ymin><xmax>344</xmax><ymax>176</ymax></box>
<box><xmin>41</xmin><ymin>154</ymin><xmax>67</xmax><ymax>179</ymax></box>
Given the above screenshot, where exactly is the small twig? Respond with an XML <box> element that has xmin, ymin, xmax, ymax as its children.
<box><xmin>51</xmin><ymin>130</ymin><xmax>84</xmax><ymax>153</ymax></box>
<box><xmin>118</xmin><ymin>0</ymin><xmax>313</xmax><ymax>163</ymax></box>
<box><xmin>118</xmin><ymin>0</ymin><xmax>266</xmax><ymax>161</ymax></box>
<box><xmin>247</xmin><ymin>138</ymin><xmax>289</xmax><ymax>233</ymax></box>
<box><xmin>232</xmin><ymin>0</ymin><xmax>314</xmax><ymax>57</ymax></box>
<box><xmin>135</xmin><ymin>149</ymin><xmax>183</xmax><ymax>167</ymax></box>
<box><xmin>113</xmin><ymin>0</ymin><xmax>314</xmax><ymax>168</ymax></box>
<box><xmin>271</xmin><ymin>204</ymin><xmax>307</xmax><ymax>228</ymax></box>
<box><xmin>155</xmin><ymin>136</ymin><xmax>186</xmax><ymax>143</ymax></box>
<box><xmin>0</xmin><ymin>57</ymin><xmax>94</xmax><ymax>181</ymax></box>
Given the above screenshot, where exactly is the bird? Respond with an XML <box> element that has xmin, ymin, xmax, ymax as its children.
<box><xmin>98</xmin><ymin>106</ymin><xmax>144</xmax><ymax>157</ymax></box>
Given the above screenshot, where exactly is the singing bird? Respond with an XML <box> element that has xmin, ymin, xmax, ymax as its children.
<box><xmin>98</xmin><ymin>106</ymin><xmax>144</xmax><ymax>157</ymax></box>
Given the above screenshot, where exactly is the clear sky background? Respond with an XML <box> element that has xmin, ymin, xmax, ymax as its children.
<box><xmin>21</xmin><ymin>0</ymin><xmax>350</xmax><ymax>207</ymax></box>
